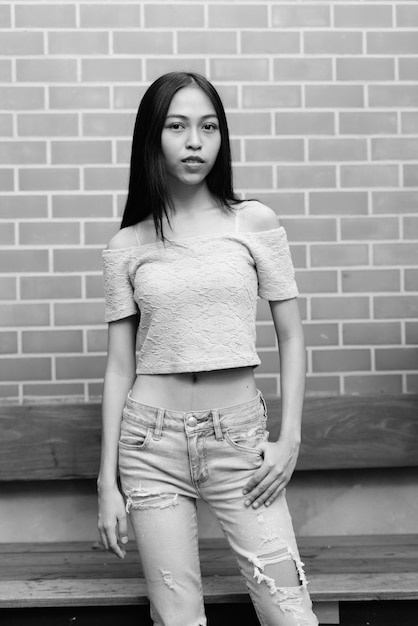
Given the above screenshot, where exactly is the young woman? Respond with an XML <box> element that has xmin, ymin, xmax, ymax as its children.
<box><xmin>98</xmin><ymin>72</ymin><xmax>318</xmax><ymax>626</ymax></box>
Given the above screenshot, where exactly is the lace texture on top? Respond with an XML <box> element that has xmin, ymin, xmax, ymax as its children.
<box><xmin>102</xmin><ymin>227</ymin><xmax>298</xmax><ymax>374</ymax></box>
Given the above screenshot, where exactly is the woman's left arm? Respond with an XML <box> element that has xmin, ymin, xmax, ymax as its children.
<box><xmin>243</xmin><ymin>297</ymin><xmax>306</xmax><ymax>509</ymax></box>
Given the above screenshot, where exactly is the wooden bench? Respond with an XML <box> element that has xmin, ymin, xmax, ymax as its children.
<box><xmin>1</xmin><ymin>395</ymin><xmax>417</xmax><ymax>625</ymax></box>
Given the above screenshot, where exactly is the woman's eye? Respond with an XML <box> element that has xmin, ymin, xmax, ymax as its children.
<box><xmin>168</xmin><ymin>123</ymin><xmax>183</xmax><ymax>131</ymax></box>
<box><xmin>203</xmin><ymin>123</ymin><xmax>217</xmax><ymax>132</ymax></box>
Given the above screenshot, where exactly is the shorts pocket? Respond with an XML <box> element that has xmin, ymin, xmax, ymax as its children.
<box><xmin>225</xmin><ymin>423</ymin><xmax>267</xmax><ymax>455</ymax></box>
<box><xmin>119</xmin><ymin>418</ymin><xmax>152</xmax><ymax>451</ymax></box>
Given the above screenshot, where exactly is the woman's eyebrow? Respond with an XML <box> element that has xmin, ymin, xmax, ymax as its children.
<box><xmin>166</xmin><ymin>114</ymin><xmax>218</xmax><ymax>120</ymax></box>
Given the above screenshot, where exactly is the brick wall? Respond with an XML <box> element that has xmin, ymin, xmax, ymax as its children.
<box><xmin>1</xmin><ymin>0</ymin><xmax>417</xmax><ymax>403</ymax></box>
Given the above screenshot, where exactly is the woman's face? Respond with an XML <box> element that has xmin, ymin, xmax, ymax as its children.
<box><xmin>161</xmin><ymin>86</ymin><xmax>221</xmax><ymax>189</ymax></box>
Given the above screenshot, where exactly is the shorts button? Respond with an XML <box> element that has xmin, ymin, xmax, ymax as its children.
<box><xmin>187</xmin><ymin>416</ymin><xmax>198</xmax><ymax>427</ymax></box>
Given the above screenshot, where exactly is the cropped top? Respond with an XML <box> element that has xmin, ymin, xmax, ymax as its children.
<box><xmin>102</xmin><ymin>226</ymin><xmax>298</xmax><ymax>374</ymax></box>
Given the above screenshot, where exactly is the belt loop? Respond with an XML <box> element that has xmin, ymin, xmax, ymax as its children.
<box><xmin>153</xmin><ymin>408</ymin><xmax>165</xmax><ymax>440</ymax></box>
<box><xmin>211</xmin><ymin>408</ymin><xmax>223</xmax><ymax>441</ymax></box>
<box><xmin>259</xmin><ymin>391</ymin><xmax>268</xmax><ymax>418</ymax></box>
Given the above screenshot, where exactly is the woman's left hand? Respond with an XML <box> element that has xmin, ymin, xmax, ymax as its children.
<box><xmin>242</xmin><ymin>438</ymin><xmax>300</xmax><ymax>509</ymax></box>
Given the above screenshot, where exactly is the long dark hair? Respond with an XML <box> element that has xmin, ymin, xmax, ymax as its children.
<box><xmin>120</xmin><ymin>72</ymin><xmax>240</xmax><ymax>240</ymax></box>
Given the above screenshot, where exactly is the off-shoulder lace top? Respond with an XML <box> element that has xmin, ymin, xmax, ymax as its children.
<box><xmin>102</xmin><ymin>226</ymin><xmax>298</xmax><ymax>374</ymax></box>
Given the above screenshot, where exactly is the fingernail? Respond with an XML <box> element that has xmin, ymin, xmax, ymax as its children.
<box><xmin>242</xmin><ymin>489</ymin><xmax>248</xmax><ymax>495</ymax></box>
<box><xmin>253</xmin><ymin>502</ymin><xmax>259</xmax><ymax>509</ymax></box>
<box><xmin>245</xmin><ymin>500</ymin><xmax>251</xmax><ymax>507</ymax></box>
<box><xmin>122</xmin><ymin>537</ymin><xmax>128</xmax><ymax>544</ymax></box>
<box><xmin>265</xmin><ymin>501</ymin><xmax>270</xmax><ymax>507</ymax></box>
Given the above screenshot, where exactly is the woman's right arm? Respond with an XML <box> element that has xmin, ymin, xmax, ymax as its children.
<box><xmin>97</xmin><ymin>314</ymin><xmax>138</xmax><ymax>559</ymax></box>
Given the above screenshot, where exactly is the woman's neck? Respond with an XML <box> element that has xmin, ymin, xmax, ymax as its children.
<box><xmin>167</xmin><ymin>181</ymin><xmax>216</xmax><ymax>216</ymax></box>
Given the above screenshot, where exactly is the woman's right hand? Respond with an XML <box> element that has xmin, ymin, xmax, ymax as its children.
<box><xmin>97</xmin><ymin>484</ymin><xmax>129</xmax><ymax>559</ymax></box>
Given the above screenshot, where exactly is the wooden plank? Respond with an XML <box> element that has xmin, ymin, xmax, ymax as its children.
<box><xmin>0</xmin><ymin>395</ymin><xmax>417</xmax><ymax>480</ymax></box>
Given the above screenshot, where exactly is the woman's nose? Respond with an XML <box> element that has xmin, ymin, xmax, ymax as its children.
<box><xmin>186</xmin><ymin>127</ymin><xmax>202</xmax><ymax>149</ymax></box>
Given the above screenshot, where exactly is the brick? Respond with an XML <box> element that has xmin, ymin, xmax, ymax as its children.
<box><xmin>114</xmin><ymin>86</ymin><xmax>147</xmax><ymax>110</ymax></box>
<box><xmin>243</xmin><ymin>85</ymin><xmax>301</xmax><ymax>109</ymax></box>
<box><xmin>309</xmin><ymin>138</ymin><xmax>367</xmax><ymax>162</ymax></box>
<box><xmin>256</xmin><ymin>193</ymin><xmax>305</xmax><ymax>216</ymax></box>
<box><xmin>0</xmin><ymin>141</ymin><xmax>46</xmax><ymax>165</ymax></box>
<box><xmin>84</xmin><ymin>167</ymin><xmax>129</xmax><ymax>191</ymax></box>
<box><xmin>253</xmin><ymin>377</ymin><xmax>277</xmax><ymax>396</ymax></box>
<box><xmin>56</xmin><ymin>355</ymin><xmax>106</xmax><ymax>380</ymax></box>
<box><xmin>0</xmin><ymin>5</ymin><xmax>10</xmax><ymax>27</ymax></box>
<box><xmin>86</xmin><ymin>276</ymin><xmax>104</xmax><ymax>299</ymax></box>
<box><xmin>373</xmin><ymin>191</ymin><xmax>418</xmax><ymax>215</ymax></box>
<box><xmin>402</xmin><ymin>113</ymin><xmax>418</xmax><ymax>134</ymax></box>
<box><xmin>116</xmin><ymin>140</ymin><xmax>131</xmax><ymax>165</ymax></box>
<box><xmin>114</xmin><ymin>31</ymin><xmax>173</xmax><ymax>54</ymax></box>
<box><xmin>374</xmin><ymin>243</ymin><xmax>418</xmax><ymax>266</ymax></box>
<box><xmin>277</xmin><ymin>165</ymin><xmax>336</xmax><ymax>189</ymax></box>
<box><xmin>227</xmin><ymin>112</ymin><xmax>271</xmax><ymax>137</ymax></box>
<box><xmin>214</xmin><ymin>85</ymin><xmax>239</xmax><ymax>109</ymax></box>
<box><xmin>0</xmin><ymin>250</ymin><xmax>48</xmax><ymax>273</ymax></box>
<box><xmin>82</xmin><ymin>59</ymin><xmax>142</xmax><ymax>83</ymax></box>
<box><xmin>52</xmin><ymin>195</ymin><xmax>113</xmax><ymax>219</ymax></box>
<box><xmin>23</xmin><ymin>382</ymin><xmax>84</xmax><ymax>398</ymax></box>
<box><xmin>0</xmin><ymin>385</ymin><xmax>19</xmax><ymax>399</ymax></box>
<box><xmin>87</xmin><ymin>329</ymin><xmax>108</xmax><ymax>352</ymax></box>
<box><xmin>257</xmin><ymin>299</ymin><xmax>271</xmax><ymax>322</ymax></box>
<box><xmin>404</xmin><ymin>165</ymin><xmax>418</xmax><ymax>187</ymax></box>
<box><xmin>311</xmin><ymin>296</ymin><xmax>369</xmax><ymax>320</ymax></box>
<box><xmin>15</xmin><ymin>4</ymin><xmax>76</xmax><ymax>28</ymax></box>
<box><xmin>272</xmin><ymin>4</ymin><xmax>330</xmax><ymax>27</ymax></box>
<box><xmin>403</xmin><ymin>217</ymin><xmax>418</xmax><ymax>240</ymax></box>
<box><xmin>82</xmin><ymin>113</ymin><xmax>135</xmax><ymax>137</ymax></box>
<box><xmin>291</xmin><ymin>248</ymin><xmax>307</xmax><ymax>270</ymax></box>
<box><xmin>305</xmin><ymin>376</ymin><xmax>340</xmax><ymax>395</ymax></box>
<box><xmin>84</xmin><ymin>221</ymin><xmax>119</xmax><ymax>245</ymax></box>
<box><xmin>312</xmin><ymin>349</ymin><xmax>371</xmax><ymax>373</ymax></box>
<box><xmin>80</xmin><ymin>4</ymin><xmax>141</xmax><ymax>27</ymax></box>
<box><xmin>335</xmin><ymin>4</ymin><xmax>392</xmax><ymax>27</ymax></box>
<box><xmin>211</xmin><ymin>58</ymin><xmax>269</xmax><ymax>82</ymax></box>
<box><xmin>406</xmin><ymin>375</ymin><xmax>418</xmax><ymax>393</ymax></box>
<box><xmin>256</xmin><ymin>325</ymin><xmax>277</xmax><ymax>349</ymax></box>
<box><xmin>337</xmin><ymin>58</ymin><xmax>394</xmax><ymax>82</ymax></box>
<box><xmin>241</xmin><ymin>31</ymin><xmax>299</xmax><ymax>54</ymax></box>
<box><xmin>53</xmin><ymin>248</ymin><xmax>102</xmax><ymax>272</ymax></box>
<box><xmin>55</xmin><ymin>302</ymin><xmax>105</xmax><ymax>326</ymax></box>
<box><xmin>0</xmin><ymin>332</ymin><xmax>17</xmax><ymax>354</ymax></box>
<box><xmin>343</xmin><ymin>322</ymin><xmax>401</xmax><ymax>346</ymax></box>
<box><xmin>340</xmin><ymin>112</ymin><xmax>397</xmax><ymax>135</ymax></box>
<box><xmin>399</xmin><ymin>58</ymin><xmax>418</xmax><ymax>81</ymax></box>
<box><xmin>368</xmin><ymin>32</ymin><xmax>418</xmax><ymax>54</ymax></box>
<box><xmin>146</xmin><ymin>3</ymin><xmax>204</xmax><ymax>27</ymax></box>
<box><xmin>22</xmin><ymin>330</ymin><xmax>83</xmax><ymax>354</ymax></box>
<box><xmin>0</xmin><ymin>195</ymin><xmax>48</xmax><ymax>218</ymax></box>
<box><xmin>373</xmin><ymin>138</ymin><xmax>418</xmax><ymax>161</ymax></box>
<box><xmin>18</xmin><ymin>113</ymin><xmax>78</xmax><ymax>137</ymax></box>
<box><xmin>303</xmin><ymin>323</ymin><xmax>338</xmax><ymax>346</ymax></box>
<box><xmin>369</xmin><ymin>85</ymin><xmax>418</xmax><ymax>107</ymax></box>
<box><xmin>209</xmin><ymin>4</ymin><xmax>267</xmax><ymax>28</ymax></box>
<box><xmin>306</xmin><ymin>85</ymin><xmax>364</xmax><ymax>108</ymax></box>
<box><xmin>0</xmin><ymin>169</ymin><xmax>13</xmax><ymax>191</ymax></box>
<box><xmin>274</xmin><ymin>58</ymin><xmax>332</xmax><ymax>82</ymax></box>
<box><xmin>0</xmin><ymin>87</ymin><xmax>44</xmax><ymax>110</ymax></box>
<box><xmin>406</xmin><ymin>322</ymin><xmax>418</xmax><ymax>345</ymax></box>
<box><xmin>296</xmin><ymin>270</ymin><xmax>338</xmax><ymax>294</ymax></box>
<box><xmin>257</xmin><ymin>351</ymin><xmax>281</xmax><ymax>375</ymax></box>
<box><xmin>19</xmin><ymin>221</ymin><xmax>80</xmax><ymax>246</ymax></box>
<box><xmin>375</xmin><ymin>296</ymin><xmax>418</xmax><ymax>320</ymax></box>
<box><xmin>342</xmin><ymin>269</ymin><xmax>400</xmax><ymax>293</ymax></box>
<box><xmin>0</xmin><ymin>60</ymin><xmax>11</xmax><ymax>82</ymax></box>
<box><xmin>305</xmin><ymin>32</ymin><xmax>362</xmax><ymax>54</ymax></box>
<box><xmin>0</xmin><ymin>303</ymin><xmax>49</xmax><ymax>326</ymax></box>
<box><xmin>0</xmin><ymin>357</ymin><xmax>51</xmax><ymax>381</ymax></box>
<box><xmin>233</xmin><ymin>165</ymin><xmax>273</xmax><ymax>190</ymax></box>
<box><xmin>345</xmin><ymin>375</ymin><xmax>402</xmax><ymax>395</ymax></box>
<box><xmin>245</xmin><ymin>139</ymin><xmax>303</xmax><ymax>163</ymax></box>
<box><xmin>282</xmin><ymin>218</ymin><xmax>336</xmax><ymax>242</ymax></box>
<box><xmin>51</xmin><ymin>141</ymin><xmax>112</xmax><ymax>165</ymax></box>
<box><xmin>19</xmin><ymin>168</ymin><xmax>79</xmax><ymax>191</ymax></box>
<box><xmin>146</xmin><ymin>58</ymin><xmax>206</xmax><ymax>82</ymax></box>
<box><xmin>341</xmin><ymin>164</ymin><xmax>398</xmax><ymax>188</ymax></box>
<box><xmin>0</xmin><ymin>223</ymin><xmax>15</xmax><ymax>245</ymax></box>
<box><xmin>0</xmin><ymin>114</ymin><xmax>13</xmax><ymax>137</ymax></box>
<box><xmin>376</xmin><ymin>348</ymin><xmax>418</xmax><ymax>371</ymax></box>
<box><xmin>20</xmin><ymin>275</ymin><xmax>82</xmax><ymax>300</ymax></box>
<box><xmin>0</xmin><ymin>32</ymin><xmax>43</xmax><ymax>55</ymax></box>
<box><xmin>311</xmin><ymin>244</ymin><xmax>369</xmax><ymax>267</ymax></box>
<box><xmin>397</xmin><ymin>5</ymin><xmax>418</xmax><ymax>27</ymax></box>
<box><xmin>50</xmin><ymin>87</ymin><xmax>110</xmax><ymax>110</ymax></box>
<box><xmin>275</xmin><ymin>112</ymin><xmax>334</xmax><ymax>136</ymax></box>
<box><xmin>49</xmin><ymin>31</ymin><xmax>109</xmax><ymax>55</ymax></box>
<box><xmin>0</xmin><ymin>277</ymin><xmax>16</xmax><ymax>300</ymax></box>
<box><xmin>17</xmin><ymin>59</ymin><xmax>77</xmax><ymax>83</ymax></box>
<box><xmin>341</xmin><ymin>217</ymin><xmax>399</xmax><ymax>241</ymax></box>
<box><xmin>405</xmin><ymin>269</ymin><xmax>418</xmax><ymax>292</ymax></box>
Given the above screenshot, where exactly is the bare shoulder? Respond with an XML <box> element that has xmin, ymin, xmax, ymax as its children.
<box><xmin>237</xmin><ymin>200</ymin><xmax>281</xmax><ymax>233</ymax></box>
<box><xmin>106</xmin><ymin>226</ymin><xmax>137</xmax><ymax>250</ymax></box>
